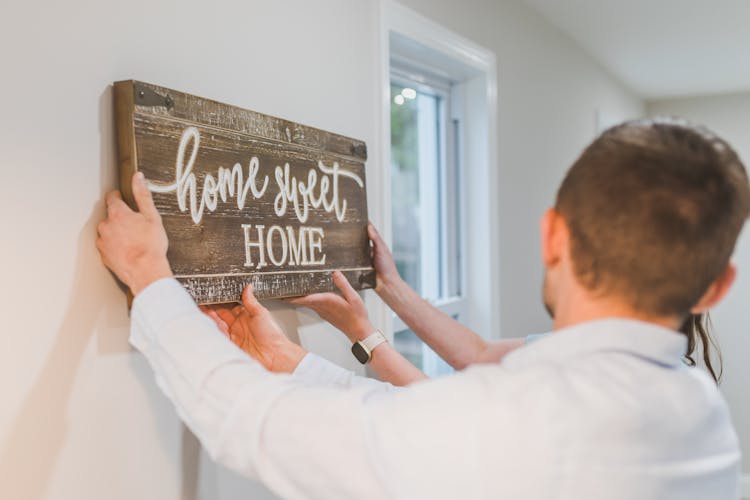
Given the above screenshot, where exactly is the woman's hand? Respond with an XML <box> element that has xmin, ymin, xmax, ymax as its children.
<box><xmin>287</xmin><ymin>271</ymin><xmax>375</xmax><ymax>342</ymax></box>
<box><xmin>289</xmin><ymin>269</ymin><xmax>429</xmax><ymax>386</ymax></box>
<box><xmin>367</xmin><ymin>223</ymin><xmax>401</xmax><ymax>293</ymax></box>
<box><xmin>203</xmin><ymin>285</ymin><xmax>307</xmax><ymax>373</ymax></box>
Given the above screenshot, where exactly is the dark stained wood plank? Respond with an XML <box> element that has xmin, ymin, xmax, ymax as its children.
<box><xmin>128</xmin><ymin>81</ymin><xmax>367</xmax><ymax>161</ymax></box>
<box><xmin>178</xmin><ymin>268</ymin><xmax>377</xmax><ymax>304</ymax></box>
<box><xmin>113</xmin><ymin>80</ymin><xmax>374</xmax><ymax>304</ymax></box>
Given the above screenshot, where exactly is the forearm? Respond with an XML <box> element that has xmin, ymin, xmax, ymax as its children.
<box><xmin>293</xmin><ymin>351</ymin><xmax>405</xmax><ymax>391</ymax></box>
<box><xmin>474</xmin><ymin>338</ymin><xmax>525</xmax><ymax>363</ymax></box>
<box><xmin>369</xmin><ymin>343</ymin><xmax>428</xmax><ymax>386</ymax></box>
<box><xmin>130</xmin><ymin>278</ymin><xmax>293</xmax><ymax>478</ymax></box>
<box><xmin>336</xmin><ymin>317</ymin><xmax>428</xmax><ymax>386</ymax></box>
<box><xmin>378</xmin><ymin>277</ymin><xmax>487</xmax><ymax>369</ymax></box>
<box><xmin>131</xmin><ymin>279</ymin><xmax>392</xmax><ymax>498</ymax></box>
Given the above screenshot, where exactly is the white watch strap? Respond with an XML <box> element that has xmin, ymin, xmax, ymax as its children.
<box><xmin>360</xmin><ymin>330</ymin><xmax>388</xmax><ymax>352</ymax></box>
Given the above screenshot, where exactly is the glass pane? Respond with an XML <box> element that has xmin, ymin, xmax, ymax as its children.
<box><xmin>390</xmin><ymin>83</ymin><xmax>441</xmax><ymax>298</ymax></box>
<box><xmin>393</xmin><ymin>328</ymin><xmax>424</xmax><ymax>369</ymax></box>
<box><xmin>391</xmin><ymin>77</ymin><xmax>458</xmax><ymax>378</ymax></box>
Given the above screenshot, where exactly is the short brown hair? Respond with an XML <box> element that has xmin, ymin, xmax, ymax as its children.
<box><xmin>556</xmin><ymin>118</ymin><xmax>750</xmax><ymax>317</ymax></box>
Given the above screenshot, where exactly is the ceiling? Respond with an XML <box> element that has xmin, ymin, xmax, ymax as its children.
<box><xmin>523</xmin><ymin>0</ymin><xmax>750</xmax><ymax>100</ymax></box>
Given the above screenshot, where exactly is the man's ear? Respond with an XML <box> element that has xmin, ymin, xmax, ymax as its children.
<box><xmin>691</xmin><ymin>262</ymin><xmax>737</xmax><ymax>314</ymax></box>
<box><xmin>540</xmin><ymin>208</ymin><xmax>564</xmax><ymax>267</ymax></box>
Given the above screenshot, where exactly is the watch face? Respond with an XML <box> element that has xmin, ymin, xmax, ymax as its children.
<box><xmin>351</xmin><ymin>343</ymin><xmax>370</xmax><ymax>364</ymax></box>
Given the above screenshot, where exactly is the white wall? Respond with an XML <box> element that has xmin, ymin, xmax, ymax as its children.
<box><xmin>0</xmin><ymin>1</ymin><xmax>376</xmax><ymax>499</ymax></box>
<box><xmin>0</xmin><ymin>0</ymin><xmax>642</xmax><ymax>499</ymax></box>
<box><xmin>398</xmin><ymin>0</ymin><xmax>644</xmax><ymax>337</ymax></box>
<box><xmin>649</xmin><ymin>92</ymin><xmax>750</xmax><ymax>481</ymax></box>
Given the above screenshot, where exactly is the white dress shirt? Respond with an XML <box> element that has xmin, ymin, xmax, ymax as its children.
<box><xmin>130</xmin><ymin>278</ymin><xmax>741</xmax><ymax>500</ymax></box>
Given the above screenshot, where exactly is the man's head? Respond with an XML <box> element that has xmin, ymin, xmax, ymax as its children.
<box><xmin>542</xmin><ymin>118</ymin><xmax>750</xmax><ymax>325</ymax></box>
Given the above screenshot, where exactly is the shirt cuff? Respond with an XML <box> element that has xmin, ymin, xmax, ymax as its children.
<box><xmin>130</xmin><ymin>277</ymin><xmax>197</xmax><ymax>352</ymax></box>
<box><xmin>292</xmin><ymin>352</ymin><xmax>349</xmax><ymax>386</ymax></box>
<box><xmin>525</xmin><ymin>333</ymin><xmax>549</xmax><ymax>344</ymax></box>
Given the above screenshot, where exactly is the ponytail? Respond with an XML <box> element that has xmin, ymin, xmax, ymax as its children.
<box><xmin>680</xmin><ymin>313</ymin><xmax>723</xmax><ymax>383</ymax></box>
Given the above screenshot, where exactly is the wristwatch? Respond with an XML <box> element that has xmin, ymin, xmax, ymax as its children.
<box><xmin>351</xmin><ymin>330</ymin><xmax>388</xmax><ymax>364</ymax></box>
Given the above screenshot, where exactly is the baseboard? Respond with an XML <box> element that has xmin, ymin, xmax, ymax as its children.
<box><xmin>742</xmin><ymin>474</ymin><xmax>750</xmax><ymax>499</ymax></box>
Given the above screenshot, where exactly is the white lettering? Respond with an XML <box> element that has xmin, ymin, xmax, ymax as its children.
<box><xmin>317</xmin><ymin>160</ymin><xmax>364</xmax><ymax>222</ymax></box>
<box><xmin>287</xmin><ymin>226</ymin><xmax>309</xmax><ymax>266</ymax></box>
<box><xmin>241</xmin><ymin>225</ymin><xmax>327</xmax><ymax>269</ymax></box>
<box><xmin>273</xmin><ymin>160</ymin><xmax>364</xmax><ymax>224</ymax></box>
<box><xmin>266</xmin><ymin>225</ymin><xmax>289</xmax><ymax>267</ymax></box>
<box><xmin>307</xmin><ymin>227</ymin><xmax>326</xmax><ymax>265</ymax></box>
<box><xmin>148</xmin><ymin>127</ymin><xmax>270</xmax><ymax>225</ymax></box>
<box><xmin>242</xmin><ymin>224</ymin><xmax>267</xmax><ymax>269</ymax></box>
<box><xmin>147</xmin><ymin>127</ymin><xmax>363</xmax><ymax>225</ymax></box>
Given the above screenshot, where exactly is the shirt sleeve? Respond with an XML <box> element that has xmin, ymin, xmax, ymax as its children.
<box><xmin>129</xmin><ymin>278</ymin><xmax>403</xmax><ymax>499</ymax></box>
<box><xmin>292</xmin><ymin>352</ymin><xmax>399</xmax><ymax>392</ymax></box>
<box><xmin>524</xmin><ymin>332</ymin><xmax>550</xmax><ymax>344</ymax></box>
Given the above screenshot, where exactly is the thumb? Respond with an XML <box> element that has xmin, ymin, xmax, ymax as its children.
<box><xmin>368</xmin><ymin>222</ymin><xmax>390</xmax><ymax>255</ymax></box>
<box><xmin>132</xmin><ymin>172</ymin><xmax>159</xmax><ymax>218</ymax></box>
<box><xmin>287</xmin><ymin>292</ymin><xmax>337</xmax><ymax>309</ymax></box>
<box><xmin>332</xmin><ymin>271</ymin><xmax>360</xmax><ymax>304</ymax></box>
<box><xmin>367</xmin><ymin>222</ymin><xmax>383</xmax><ymax>246</ymax></box>
<box><xmin>242</xmin><ymin>283</ymin><xmax>265</xmax><ymax>316</ymax></box>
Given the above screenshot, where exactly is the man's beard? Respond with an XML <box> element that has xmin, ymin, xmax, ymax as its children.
<box><xmin>542</xmin><ymin>272</ymin><xmax>555</xmax><ymax>319</ymax></box>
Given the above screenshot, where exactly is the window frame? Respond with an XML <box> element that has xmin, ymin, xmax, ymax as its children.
<box><xmin>375</xmin><ymin>0</ymin><xmax>500</xmax><ymax>354</ymax></box>
<box><xmin>389</xmin><ymin>67</ymin><xmax>467</xmax><ymax>336</ymax></box>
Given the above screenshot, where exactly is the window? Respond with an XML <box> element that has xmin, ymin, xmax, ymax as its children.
<box><xmin>378</xmin><ymin>2</ymin><xmax>499</xmax><ymax>380</ymax></box>
<box><xmin>390</xmin><ymin>65</ymin><xmax>464</xmax><ymax>377</ymax></box>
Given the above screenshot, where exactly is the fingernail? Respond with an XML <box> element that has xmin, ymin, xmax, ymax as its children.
<box><xmin>135</xmin><ymin>171</ymin><xmax>145</xmax><ymax>183</ymax></box>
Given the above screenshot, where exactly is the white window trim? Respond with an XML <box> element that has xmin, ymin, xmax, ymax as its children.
<box><xmin>375</xmin><ymin>0</ymin><xmax>501</xmax><ymax>341</ymax></box>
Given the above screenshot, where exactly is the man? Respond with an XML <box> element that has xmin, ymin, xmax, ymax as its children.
<box><xmin>97</xmin><ymin>118</ymin><xmax>748</xmax><ymax>499</ymax></box>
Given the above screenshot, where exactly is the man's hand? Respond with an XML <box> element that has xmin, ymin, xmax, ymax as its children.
<box><xmin>204</xmin><ymin>285</ymin><xmax>307</xmax><ymax>373</ymax></box>
<box><xmin>367</xmin><ymin>223</ymin><xmax>401</xmax><ymax>293</ymax></box>
<box><xmin>96</xmin><ymin>172</ymin><xmax>172</xmax><ymax>295</ymax></box>
<box><xmin>288</xmin><ymin>270</ymin><xmax>375</xmax><ymax>342</ymax></box>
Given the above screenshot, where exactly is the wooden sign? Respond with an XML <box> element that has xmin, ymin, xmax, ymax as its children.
<box><xmin>113</xmin><ymin>80</ymin><xmax>375</xmax><ymax>304</ymax></box>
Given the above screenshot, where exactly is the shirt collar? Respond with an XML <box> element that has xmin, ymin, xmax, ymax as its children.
<box><xmin>502</xmin><ymin>318</ymin><xmax>688</xmax><ymax>370</ymax></box>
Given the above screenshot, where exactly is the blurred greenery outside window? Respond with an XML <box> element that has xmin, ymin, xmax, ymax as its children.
<box><xmin>390</xmin><ymin>66</ymin><xmax>464</xmax><ymax>378</ymax></box>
